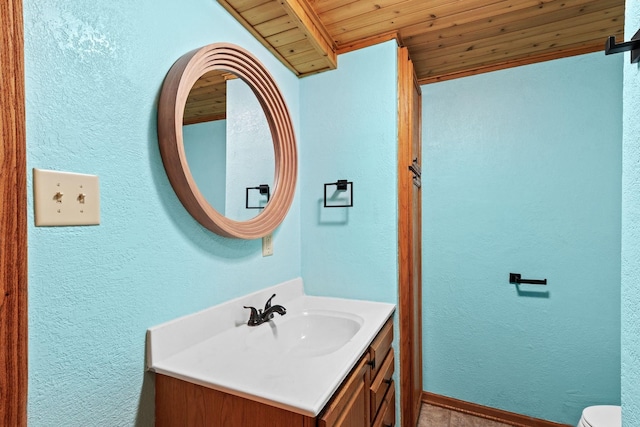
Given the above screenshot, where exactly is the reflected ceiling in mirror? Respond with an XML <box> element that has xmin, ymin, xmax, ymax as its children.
<box><xmin>183</xmin><ymin>70</ymin><xmax>230</xmax><ymax>125</ymax></box>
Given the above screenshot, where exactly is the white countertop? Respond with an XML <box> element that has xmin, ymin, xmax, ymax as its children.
<box><xmin>146</xmin><ymin>278</ymin><xmax>395</xmax><ymax>416</ymax></box>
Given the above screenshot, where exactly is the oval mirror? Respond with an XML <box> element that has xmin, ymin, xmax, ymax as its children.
<box><xmin>158</xmin><ymin>43</ymin><xmax>297</xmax><ymax>239</ymax></box>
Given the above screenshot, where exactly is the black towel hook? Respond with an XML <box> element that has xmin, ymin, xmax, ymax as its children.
<box><xmin>605</xmin><ymin>29</ymin><xmax>640</xmax><ymax>63</ymax></box>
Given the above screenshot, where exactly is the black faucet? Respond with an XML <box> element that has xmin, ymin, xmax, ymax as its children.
<box><xmin>243</xmin><ymin>293</ymin><xmax>287</xmax><ymax>326</ymax></box>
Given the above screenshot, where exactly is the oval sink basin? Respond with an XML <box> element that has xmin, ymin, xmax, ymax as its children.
<box><xmin>245</xmin><ymin>310</ymin><xmax>363</xmax><ymax>358</ymax></box>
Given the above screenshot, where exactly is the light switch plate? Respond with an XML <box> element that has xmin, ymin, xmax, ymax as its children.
<box><xmin>33</xmin><ymin>168</ymin><xmax>100</xmax><ymax>226</ymax></box>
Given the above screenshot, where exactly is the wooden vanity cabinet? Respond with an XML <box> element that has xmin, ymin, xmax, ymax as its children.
<box><xmin>155</xmin><ymin>318</ymin><xmax>395</xmax><ymax>427</ymax></box>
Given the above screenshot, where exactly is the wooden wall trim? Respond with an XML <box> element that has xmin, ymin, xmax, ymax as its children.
<box><xmin>423</xmin><ymin>392</ymin><xmax>572</xmax><ymax>427</ymax></box>
<box><xmin>418</xmin><ymin>43</ymin><xmax>601</xmax><ymax>85</ymax></box>
<box><xmin>0</xmin><ymin>0</ymin><xmax>28</xmax><ymax>425</ymax></box>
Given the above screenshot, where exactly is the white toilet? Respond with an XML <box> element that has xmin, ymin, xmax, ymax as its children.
<box><xmin>577</xmin><ymin>405</ymin><xmax>621</xmax><ymax>427</ymax></box>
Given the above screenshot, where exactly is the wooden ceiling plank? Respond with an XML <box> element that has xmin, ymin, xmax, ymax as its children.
<box><xmin>190</xmin><ymin>71</ymin><xmax>231</xmax><ymax>88</ymax></box>
<box><xmin>294</xmin><ymin>60</ymin><xmax>333</xmax><ymax>75</ymax></box>
<box><xmin>411</xmin><ymin>9</ymin><xmax>623</xmax><ymax>63</ymax></box>
<box><xmin>274</xmin><ymin>37</ymin><xmax>318</xmax><ymax>57</ymax></box>
<box><xmin>336</xmin><ymin>30</ymin><xmax>401</xmax><ymax>54</ymax></box>
<box><xmin>328</xmin><ymin>0</ymin><xmax>556</xmax><ymax>46</ymax></box>
<box><xmin>399</xmin><ymin>0</ymin><xmax>587</xmax><ymax>38</ymax></box>
<box><xmin>318</xmin><ymin>0</ymin><xmax>417</xmax><ymax>24</ymax></box>
<box><xmin>403</xmin><ymin>0</ymin><xmax>619</xmax><ymax>48</ymax></box>
<box><xmin>417</xmin><ymin>41</ymin><xmax>604</xmax><ymax>81</ymax></box>
<box><xmin>225</xmin><ymin>0</ymin><xmax>274</xmax><ymax>13</ymax></box>
<box><xmin>308</xmin><ymin>0</ymin><xmax>360</xmax><ymax>16</ymax></box>
<box><xmin>185</xmin><ymin>92</ymin><xmax>227</xmax><ymax>106</ymax></box>
<box><xmin>254</xmin><ymin>15</ymin><xmax>297</xmax><ymax>37</ymax></box>
<box><xmin>184</xmin><ymin>113</ymin><xmax>227</xmax><ymax>126</ymax></box>
<box><xmin>417</xmin><ymin>23</ymin><xmax>622</xmax><ymax>77</ymax></box>
<box><xmin>285</xmin><ymin>46</ymin><xmax>327</xmax><ymax>64</ymax></box>
<box><xmin>190</xmin><ymin>81</ymin><xmax>226</xmax><ymax>94</ymax></box>
<box><xmin>184</xmin><ymin>99</ymin><xmax>226</xmax><ymax>111</ymax></box>
<box><xmin>242</xmin><ymin>1</ymin><xmax>288</xmax><ymax>26</ymax></box>
<box><xmin>407</xmin><ymin>3</ymin><xmax>623</xmax><ymax>55</ymax></box>
<box><xmin>266</xmin><ymin>27</ymin><xmax>309</xmax><ymax>47</ymax></box>
<box><xmin>185</xmin><ymin>94</ymin><xmax>227</xmax><ymax>107</ymax></box>
<box><xmin>417</xmin><ymin>43</ymin><xmax>602</xmax><ymax>84</ymax></box>
<box><xmin>414</xmin><ymin>36</ymin><xmax>619</xmax><ymax>77</ymax></box>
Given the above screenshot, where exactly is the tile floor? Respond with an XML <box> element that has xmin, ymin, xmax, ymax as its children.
<box><xmin>417</xmin><ymin>403</ymin><xmax>514</xmax><ymax>427</ymax></box>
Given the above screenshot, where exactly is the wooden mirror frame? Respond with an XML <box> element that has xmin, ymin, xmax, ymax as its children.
<box><xmin>158</xmin><ymin>43</ymin><xmax>297</xmax><ymax>239</ymax></box>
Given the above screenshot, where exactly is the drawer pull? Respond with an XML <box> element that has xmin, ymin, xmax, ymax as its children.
<box><xmin>367</xmin><ymin>359</ymin><xmax>376</xmax><ymax>369</ymax></box>
<box><xmin>383</xmin><ymin>378</ymin><xmax>392</xmax><ymax>385</ymax></box>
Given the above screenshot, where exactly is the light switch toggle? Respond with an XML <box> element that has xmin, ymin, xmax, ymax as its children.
<box><xmin>53</xmin><ymin>192</ymin><xmax>64</xmax><ymax>203</ymax></box>
<box><xmin>78</xmin><ymin>193</ymin><xmax>86</xmax><ymax>204</ymax></box>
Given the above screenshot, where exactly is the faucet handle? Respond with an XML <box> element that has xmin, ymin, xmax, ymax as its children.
<box><xmin>264</xmin><ymin>293</ymin><xmax>276</xmax><ymax>311</ymax></box>
<box><xmin>243</xmin><ymin>305</ymin><xmax>262</xmax><ymax>326</ymax></box>
<box><xmin>263</xmin><ymin>294</ymin><xmax>277</xmax><ymax>320</ymax></box>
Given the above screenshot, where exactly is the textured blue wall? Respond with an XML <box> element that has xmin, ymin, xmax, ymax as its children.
<box><xmin>24</xmin><ymin>1</ymin><xmax>300</xmax><ymax>425</ymax></box>
<box><xmin>299</xmin><ymin>41</ymin><xmax>398</xmax><ymax>304</ymax></box>
<box><xmin>622</xmin><ymin>0</ymin><xmax>640</xmax><ymax>423</ymax></box>
<box><xmin>422</xmin><ymin>52</ymin><xmax>622</xmax><ymax>425</ymax></box>
<box><xmin>299</xmin><ymin>40</ymin><xmax>400</xmax><ymax>424</ymax></box>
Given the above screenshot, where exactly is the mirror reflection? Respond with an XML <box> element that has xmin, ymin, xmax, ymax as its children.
<box><xmin>182</xmin><ymin>70</ymin><xmax>275</xmax><ymax>221</ymax></box>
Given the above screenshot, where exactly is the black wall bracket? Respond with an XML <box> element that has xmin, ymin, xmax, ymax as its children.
<box><xmin>605</xmin><ymin>29</ymin><xmax>640</xmax><ymax>63</ymax></box>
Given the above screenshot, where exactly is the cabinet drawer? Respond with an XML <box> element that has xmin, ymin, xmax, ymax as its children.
<box><xmin>371</xmin><ymin>381</ymin><xmax>395</xmax><ymax>427</ymax></box>
<box><xmin>370</xmin><ymin>348</ymin><xmax>394</xmax><ymax>420</ymax></box>
<box><xmin>368</xmin><ymin>318</ymin><xmax>393</xmax><ymax>379</ymax></box>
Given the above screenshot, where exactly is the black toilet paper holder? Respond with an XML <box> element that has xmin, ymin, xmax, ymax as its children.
<box><xmin>509</xmin><ymin>273</ymin><xmax>547</xmax><ymax>285</ymax></box>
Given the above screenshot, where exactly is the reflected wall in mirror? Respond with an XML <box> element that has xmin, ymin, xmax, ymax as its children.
<box><xmin>182</xmin><ymin>71</ymin><xmax>274</xmax><ymax>221</ymax></box>
<box><xmin>158</xmin><ymin>43</ymin><xmax>297</xmax><ymax>239</ymax></box>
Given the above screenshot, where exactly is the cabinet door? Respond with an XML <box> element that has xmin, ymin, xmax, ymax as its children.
<box><xmin>318</xmin><ymin>357</ymin><xmax>370</xmax><ymax>427</ymax></box>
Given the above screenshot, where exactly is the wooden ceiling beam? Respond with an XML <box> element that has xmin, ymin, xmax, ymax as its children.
<box><xmin>217</xmin><ymin>0</ymin><xmax>336</xmax><ymax>77</ymax></box>
<box><xmin>279</xmin><ymin>0</ymin><xmax>337</xmax><ymax>68</ymax></box>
